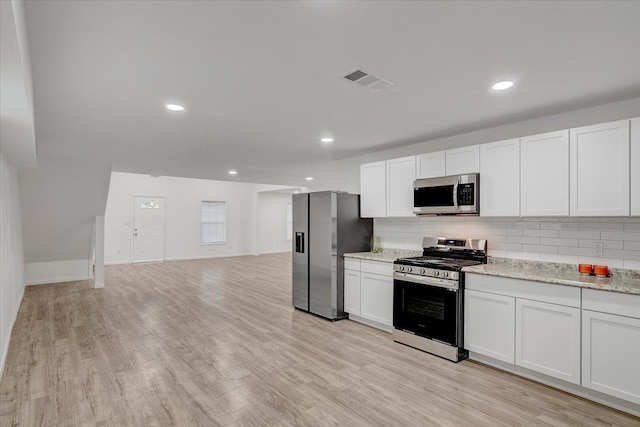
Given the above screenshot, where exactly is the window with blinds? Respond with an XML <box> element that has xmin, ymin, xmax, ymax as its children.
<box><xmin>201</xmin><ymin>201</ymin><xmax>226</xmax><ymax>244</ymax></box>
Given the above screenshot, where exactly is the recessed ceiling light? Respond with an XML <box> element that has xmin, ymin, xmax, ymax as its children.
<box><xmin>294</xmin><ymin>191</ymin><xmax>299</xmax><ymax>194</ymax></box>
<box><xmin>306</xmin><ymin>176</ymin><xmax>314</xmax><ymax>181</ymax></box>
<box><xmin>321</xmin><ymin>137</ymin><xmax>334</xmax><ymax>143</ymax></box>
<box><xmin>491</xmin><ymin>81</ymin><xmax>514</xmax><ymax>91</ymax></box>
<box><xmin>228</xmin><ymin>170</ymin><xmax>237</xmax><ymax>175</ymax></box>
<box><xmin>166</xmin><ymin>104</ymin><xmax>185</xmax><ymax>111</ymax></box>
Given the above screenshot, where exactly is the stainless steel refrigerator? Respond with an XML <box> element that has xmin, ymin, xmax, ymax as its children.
<box><xmin>292</xmin><ymin>191</ymin><xmax>373</xmax><ymax>320</ymax></box>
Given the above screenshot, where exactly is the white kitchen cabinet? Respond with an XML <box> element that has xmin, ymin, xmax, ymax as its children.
<box><xmin>582</xmin><ymin>310</ymin><xmax>640</xmax><ymax>405</ymax></box>
<box><xmin>360</xmin><ymin>271</ymin><xmax>393</xmax><ymax>327</ymax></box>
<box><xmin>582</xmin><ymin>289</ymin><xmax>640</xmax><ymax>405</ymax></box>
<box><xmin>464</xmin><ymin>289</ymin><xmax>515</xmax><ymax>363</ymax></box>
<box><xmin>360</xmin><ymin>161</ymin><xmax>386</xmax><ymax>217</ymax></box>
<box><xmin>520</xmin><ymin>130</ymin><xmax>569</xmax><ymax>216</ymax></box>
<box><xmin>360</xmin><ymin>260</ymin><xmax>394</xmax><ymax>329</ymax></box>
<box><xmin>344</xmin><ymin>263</ymin><xmax>361</xmax><ymax>316</ymax></box>
<box><xmin>416</xmin><ymin>151</ymin><xmax>446</xmax><ymax>179</ymax></box>
<box><xmin>631</xmin><ymin>117</ymin><xmax>640</xmax><ymax>216</ymax></box>
<box><xmin>446</xmin><ymin>145</ymin><xmax>480</xmax><ymax>175</ymax></box>
<box><xmin>386</xmin><ymin>156</ymin><xmax>416</xmax><ymax>217</ymax></box>
<box><xmin>415</xmin><ymin>145</ymin><xmax>479</xmax><ymax>179</ymax></box>
<box><xmin>480</xmin><ymin>138</ymin><xmax>520</xmax><ymax>216</ymax></box>
<box><xmin>343</xmin><ymin>259</ymin><xmax>393</xmax><ymax>331</ymax></box>
<box><xmin>569</xmin><ymin>120</ymin><xmax>630</xmax><ymax>216</ymax></box>
<box><xmin>515</xmin><ymin>298</ymin><xmax>581</xmax><ymax>384</ymax></box>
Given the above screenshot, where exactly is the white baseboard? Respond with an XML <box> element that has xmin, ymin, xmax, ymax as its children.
<box><xmin>1</xmin><ymin>284</ymin><xmax>25</xmax><ymax>380</ymax></box>
<box><xmin>258</xmin><ymin>249</ymin><xmax>292</xmax><ymax>255</ymax></box>
<box><xmin>469</xmin><ymin>352</ymin><xmax>640</xmax><ymax>417</ymax></box>
<box><xmin>25</xmin><ymin>260</ymin><xmax>91</xmax><ymax>285</ymax></box>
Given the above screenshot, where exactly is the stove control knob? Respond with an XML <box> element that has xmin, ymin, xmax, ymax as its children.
<box><xmin>399</xmin><ymin>266</ymin><xmax>405</xmax><ymax>272</ymax></box>
<box><xmin>419</xmin><ymin>268</ymin><xmax>426</xmax><ymax>275</ymax></box>
<box><xmin>442</xmin><ymin>271</ymin><xmax>449</xmax><ymax>278</ymax></box>
<box><xmin>433</xmin><ymin>270</ymin><xmax>439</xmax><ymax>277</ymax></box>
<box><xmin>406</xmin><ymin>267</ymin><xmax>412</xmax><ymax>273</ymax></box>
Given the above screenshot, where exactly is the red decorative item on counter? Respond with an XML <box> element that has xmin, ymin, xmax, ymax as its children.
<box><xmin>593</xmin><ymin>265</ymin><xmax>609</xmax><ymax>277</ymax></box>
<box><xmin>578</xmin><ymin>264</ymin><xmax>593</xmax><ymax>275</ymax></box>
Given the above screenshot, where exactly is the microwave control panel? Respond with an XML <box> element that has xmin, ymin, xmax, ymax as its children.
<box><xmin>457</xmin><ymin>183</ymin><xmax>475</xmax><ymax>206</ymax></box>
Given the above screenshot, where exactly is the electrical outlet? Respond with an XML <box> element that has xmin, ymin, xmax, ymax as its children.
<box><xmin>592</xmin><ymin>241</ymin><xmax>604</xmax><ymax>257</ymax></box>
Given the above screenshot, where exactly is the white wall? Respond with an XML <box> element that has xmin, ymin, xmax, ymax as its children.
<box><xmin>0</xmin><ymin>153</ymin><xmax>25</xmax><ymax>377</ymax></box>
<box><xmin>314</xmin><ymin>97</ymin><xmax>640</xmax><ymax>194</ymax></box>
<box><xmin>308</xmin><ymin>98</ymin><xmax>640</xmax><ymax>270</ymax></box>
<box><xmin>105</xmin><ymin>172</ymin><xmax>294</xmax><ymax>264</ymax></box>
<box><xmin>257</xmin><ymin>192</ymin><xmax>292</xmax><ymax>254</ymax></box>
<box><xmin>376</xmin><ymin>216</ymin><xmax>640</xmax><ymax>270</ymax></box>
<box><xmin>19</xmin><ymin>156</ymin><xmax>112</xmax><ymax>284</ymax></box>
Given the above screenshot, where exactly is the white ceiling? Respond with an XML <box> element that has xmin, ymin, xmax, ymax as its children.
<box><xmin>21</xmin><ymin>1</ymin><xmax>640</xmax><ymax>186</ymax></box>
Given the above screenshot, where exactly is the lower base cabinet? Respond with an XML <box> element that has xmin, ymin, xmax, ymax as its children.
<box><xmin>344</xmin><ymin>268</ymin><xmax>361</xmax><ymax>316</ymax></box>
<box><xmin>361</xmin><ymin>271</ymin><xmax>393</xmax><ymax>326</ymax></box>
<box><xmin>464</xmin><ymin>289</ymin><xmax>515</xmax><ymax>363</ymax></box>
<box><xmin>465</xmin><ymin>274</ymin><xmax>582</xmax><ymax>384</ymax></box>
<box><xmin>516</xmin><ymin>299</ymin><xmax>581</xmax><ymax>385</ymax></box>
<box><xmin>343</xmin><ymin>258</ymin><xmax>393</xmax><ymax>331</ymax></box>
<box><xmin>466</xmin><ymin>274</ymin><xmax>640</xmax><ymax>413</ymax></box>
<box><xmin>582</xmin><ymin>309</ymin><xmax>640</xmax><ymax>405</ymax></box>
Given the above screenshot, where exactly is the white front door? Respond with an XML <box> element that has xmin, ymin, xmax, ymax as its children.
<box><xmin>133</xmin><ymin>196</ymin><xmax>166</xmax><ymax>262</ymax></box>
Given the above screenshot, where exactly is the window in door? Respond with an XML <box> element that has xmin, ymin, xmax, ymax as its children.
<box><xmin>201</xmin><ymin>201</ymin><xmax>226</xmax><ymax>244</ymax></box>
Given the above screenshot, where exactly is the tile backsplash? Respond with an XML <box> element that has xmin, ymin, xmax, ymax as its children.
<box><xmin>374</xmin><ymin>216</ymin><xmax>640</xmax><ymax>270</ymax></box>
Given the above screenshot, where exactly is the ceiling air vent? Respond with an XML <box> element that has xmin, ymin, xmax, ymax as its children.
<box><xmin>343</xmin><ymin>68</ymin><xmax>395</xmax><ymax>93</ymax></box>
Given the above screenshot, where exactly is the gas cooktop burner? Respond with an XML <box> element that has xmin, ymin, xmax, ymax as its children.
<box><xmin>394</xmin><ymin>236</ymin><xmax>488</xmax><ymax>274</ymax></box>
<box><xmin>396</xmin><ymin>256</ymin><xmax>485</xmax><ymax>271</ymax></box>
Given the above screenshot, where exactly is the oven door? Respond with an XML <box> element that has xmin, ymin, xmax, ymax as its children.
<box><xmin>393</xmin><ymin>277</ymin><xmax>461</xmax><ymax>346</ymax></box>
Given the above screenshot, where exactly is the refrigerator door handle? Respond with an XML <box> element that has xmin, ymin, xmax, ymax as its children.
<box><xmin>295</xmin><ymin>232</ymin><xmax>305</xmax><ymax>253</ymax></box>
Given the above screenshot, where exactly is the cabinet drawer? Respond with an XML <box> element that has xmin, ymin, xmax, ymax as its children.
<box><xmin>360</xmin><ymin>260</ymin><xmax>393</xmax><ymax>277</ymax></box>
<box><xmin>582</xmin><ymin>289</ymin><xmax>640</xmax><ymax>319</ymax></box>
<box><xmin>344</xmin><ymin>258</ymin><xmax>361</xmax><ymax>271</ymax></box>
<box><xmin>465</xmin><ymin>273</ymin><xmax>580</xmax><ymax>308</ymax></box>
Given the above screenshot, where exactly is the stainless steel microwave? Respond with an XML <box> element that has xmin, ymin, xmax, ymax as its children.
<box><xmin>413</xmin><ymin>173</ymin><xmax>480</xmax><ymax>215</ymax></box>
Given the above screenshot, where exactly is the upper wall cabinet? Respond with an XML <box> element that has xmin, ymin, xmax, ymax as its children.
<box><xmin>416</xmin><ymin>151</ymin><xmax>446</xmax><ymax>179</ymax></box>
<box><xmin>631</xmin><ymin>117</ymin><xmax>640</xmax><ymax>216</ymax></box>
<box><xmin>570</xmin><ymin>120</ymin><xmax>630</xmax><ymax>216</ymax></box>
<box><xmin>360</xmin><ymin>161</ymin><xmax>386</xmax><ymax>217</ymax></box>
<box><xmin>416</xmin><ymin>145</ymin><xmax>479</xmax><ymax>179</ymax></box>
<box><xmin>480</xmin><ymin>138</ymin><xmax>520</xmax><ymax>216</ymax></box>
<box><xmin>361</xmin><ymin>156</ymin><xmax>415</xmax><ymax>218</ymax></box>
<box><xmin>386</xmin><ymin>156</ymin><xmax>416</xmax><ymax>217</ymax></box>
<box><xmin>445</xmin><ymin>145</ymin><xmax>480</xmax><ymax>176</ymax></box>
<box><xmin>521</xmin><ymin>130</ymin><xmax>569</xmax><ymax>216</ymax></box>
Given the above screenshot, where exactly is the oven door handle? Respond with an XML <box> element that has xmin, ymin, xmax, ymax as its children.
<box><xmin>394</xmin><ymin>272</ymin><xmax>459</xmax><ymax>290</ymax></box>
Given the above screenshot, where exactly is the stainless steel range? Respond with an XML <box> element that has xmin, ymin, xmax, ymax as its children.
<box><xmin>393</xmin><ymin>237</ymin><xmax>487</xmax><ymax>362</ymax></box>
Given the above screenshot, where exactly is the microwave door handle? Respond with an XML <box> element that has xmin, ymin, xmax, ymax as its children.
<box><xmin>453</xmin><ymin>177</ymin><xmax>460</xmax><ymax>210</ymax></box>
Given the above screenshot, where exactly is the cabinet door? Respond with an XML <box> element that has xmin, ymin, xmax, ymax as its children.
<box><xmin>632</xmin><ymin>117</ymin><xmax>640</xmax><ymax>216</ymax></box>
<box><xmin>570</xmin><ymin>120</ymin><xmax>630</xmax><ymax>216</ymax></box>
<box><xmin>360</xmin><ymin>161</ymin><xmax>386</xmax><ymax>217</ymax></box>
<box><xmin>386</xmin><ymin>156</ymin><xmax>416</xmax><ymax>217</ymax></box>
<box><xmin>515</xmin><ymin>299</ymin><xmax>580</xmax><ymax>384</ymax></box>
<box><xmin>582</xmin><ymin>310</ymin><xmax>640</xmax><ymax>405</ymax></box>
<box><xmin>480</xmin><ymin>138</ymin><xmax>520</xmax><ymax>216</ymax></box>
<box><xmin>446</xmin><ymin>145</ymin><xmax>479</xmax><ymax>175</ymax></box>
<box><xmin>344</xmin><ymin>268</ymin><xmax>361</xmax><ymax>316</ymax></box>
<box><xmin>464</xmin><ymin>289</ymin><xmax>515</xmax><ymax>363</ymax></box>
<box><xmin>521</xmin><ymin>130</ymin><xmax>569</xmax><ymax>216</ymax></box>
<box><xmin>416</xmin><ymin>151</ymin><xmax>446</xmax><ymax>179</ymax></box>
<box><xmin>360</xmin><ymin>272</ymin><xmax>393</xmax><ymax>326</ymax></box>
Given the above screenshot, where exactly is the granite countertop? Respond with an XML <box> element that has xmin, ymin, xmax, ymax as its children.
<box><xmin>344</xmin><ymin>249</ymin><xmax>422</xmax><ymax>263</ymax></box>
<box><xmin>463</xmin><ymin>258</ymin><xmax>640</xmax><ymax>296</ymax></box>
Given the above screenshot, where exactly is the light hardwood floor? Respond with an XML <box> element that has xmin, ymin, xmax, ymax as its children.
<box><xmin>1</xmin><ymin>253</ymin><xmax>638</xmax><ymax>426</ymax></box>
